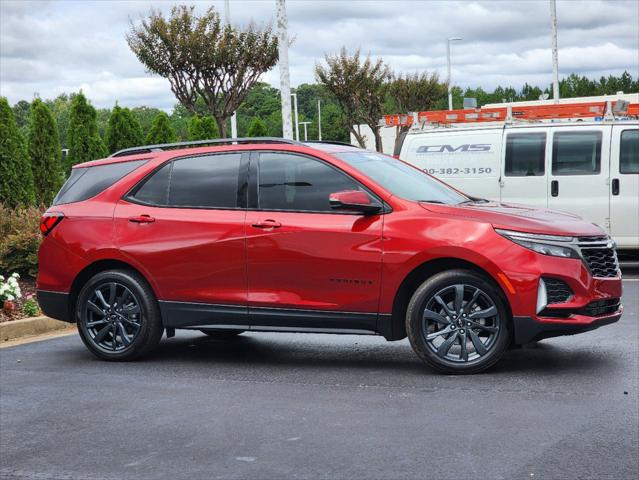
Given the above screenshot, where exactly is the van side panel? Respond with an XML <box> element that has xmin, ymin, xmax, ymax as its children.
<box><xmin>610</xmin><ymin>125</ymin><xmax>639</xmax><ymax>250</ymax></box>
<box><xmin>401</xmin><ymin>129</ymin><xmax>502</xmax><ymax>200</ymax></box>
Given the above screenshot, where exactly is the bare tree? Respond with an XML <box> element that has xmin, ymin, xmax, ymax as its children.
<box><xmin>127</xmin><ymin>5</ymin><xmax>279</xmax><ymax>137</ymax></box>
<box><xmin>315</xmin><ymin>48</ymin><xmax>391</xmax><ymax>151</ymax></box>
<box><xmin>388</xmin><ymin>72</ymin><xmax>448</xmax><ymax>152</ymax></box>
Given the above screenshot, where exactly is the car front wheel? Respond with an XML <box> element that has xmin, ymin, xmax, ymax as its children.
<box><xmin>406</xmin><ymin>270</ymin><xmax>511</xmax><ymax>374</ymax></box>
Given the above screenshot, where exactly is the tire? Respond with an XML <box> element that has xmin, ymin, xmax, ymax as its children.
<box><xmin>76</xmin><ymin>269</ymin><xmax>164</xmax><ymax>361</ymax></box>
<box><xmin>199</xmin><ymin>329</ymin><xmax>245</xmax><ymax>339</ymax></box>
<box><xmin>406</xmin><ymin>269</ymin><xmax>511</xmax><ymax>374</ymax></box>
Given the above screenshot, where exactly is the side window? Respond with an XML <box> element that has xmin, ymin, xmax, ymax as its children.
<box><xmin>169</xmin><ymin>153</ymin><xmax>242</xmax><ymax>208</ymax></box>
<box><xmin>257</xmin><ymin>152</ymin><xmax>362</xmax><ymax>212</ymax></box>
<box><xmin>620</xmin><ymin>130</ymin><xmax>639</xmax><ymax>174</ymax></box>
<box><xmin>131</xmin><ymin>163</ymin><xmax>172</xmax><ymax>205</ymax></box>
<box><xmin>53</xmin><ymin>160</ymin><xmax>146</xmax><ymax>206</ymax></box>
<box><xmin>552</xmin><ymin>131</ymin><xmax>602</xmax><ymax>175</ymax></box>
<box><xmin>505</xmin><ymin>132</ymin><xmax>546</xmax><ymax>176</ymax></box>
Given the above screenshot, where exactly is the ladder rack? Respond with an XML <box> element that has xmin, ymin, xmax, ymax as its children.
<box><xmin>382</xmin><ymin>100</ymin><xmax>639</xmax><ymax>128</ymax></box>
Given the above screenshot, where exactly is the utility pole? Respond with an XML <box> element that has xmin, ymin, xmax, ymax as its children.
<box><xmin>300</xmin><ymin>121</ymin><xmax>311</xmax><ymax>141</ymax></box>
<box><xmin>317</xmin><ymin>99</ymin><xmax>322</xmax><ymax>141</ymax></box>
<box><xmin>225</xmin><ymin>0</ymin><xmax>238</xmax><ymax>138</ymax></box>
<box><xmin>276</xmin><ymin>0</ymin><xmax>293</xmax><ymax>139</ymax></box>
<box><xmin>550</xmin><ymin>0</ymin><xmax>560</xmax><ymax>103</ymax></box>
<box><xmin>291</xmin><ymin>92</ymin><xmax>300</xmax><ymax>141</ymax></box>
<box><xmin>446</xmin><ymin>37</ymin><xmax>462</xmax><ymax>110</ymax></box>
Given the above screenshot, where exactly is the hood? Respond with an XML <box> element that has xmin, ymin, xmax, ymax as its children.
<box><xmin>420</xmin><ymin>201</ymin><xmax>605</xmax><ymax>237</ymax></box>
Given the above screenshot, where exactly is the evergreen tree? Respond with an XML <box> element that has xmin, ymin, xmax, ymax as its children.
<box><xmin>146</xmin><ymin>112</ymin><xmax>176</xmax><ymax>144</ymax></box>
<box><xmin>199</xmin><ymin>116</ymin><xmax>219</xmax><ymax>139</ymax></box>
<box><xmin>28</xmin><ymin>99</ymin><xmax>64</xmax><ymax>206</ymax></box>
<box><xmin>66</xmin><ymin>92</ymin><xmax>107</xmax><ymax>172</ymax></box>
<box><xmin>0</xmin><ymin>97</ymin><xmax>35</xmax><ymax>207</ymax></box>
<box><xmin>247</xmin><ymin>117</ymin><xmax>267</xmax><ymax>137</ymax></box>
<box><xmin>187</xmin><ymin>116</ymin><xmax>203</xmax><ymax>140</ymax></box>
<box><xmin>106</xmin><ymin>105</ymin><xmax>144</xmax><ymax>154</ymax></box>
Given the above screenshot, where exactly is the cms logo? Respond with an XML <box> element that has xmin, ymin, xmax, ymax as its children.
<box><xmin>417</xmin><ymin>144</ymin><xmax>492</xmax><ymax>153</ymax></box>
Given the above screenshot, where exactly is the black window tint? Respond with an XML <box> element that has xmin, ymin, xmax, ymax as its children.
<box><xmin>53</xmin><ymin>160</ymin><xmax>146</xmax><ymax>205</ymax></box>
<box><xmin>620</xmin><ymin>130</ymin><xmax>639</xmax><ymax>174</ymax></box>
<box><xmin>169</xmin><ymin>153</ymin><xmax>241</xmax><ymax>208</ymax></box>
<box><xmin>505</xmin><ymin>133</ymin><xmax>546</xmax><ymax>176</ymax></box>
<box><xmin>552</xmin><ymin>131</ymin><xmax>602</xmax><ymax>175</ymax></box>
<box><xmin>258</xmin><ymin>153</ymin><xmax>361</xmax><ymax>212</ymax></box>
<box><xmin>131</xmin><ymin>163</ymin><xmax>172</xmax><ymax>205</ymax></box>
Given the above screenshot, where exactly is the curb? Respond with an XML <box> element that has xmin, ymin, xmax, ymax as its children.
<box><xmin>0</xmin><ymin>316</ymin><xmax>75</xmax><ymax>342</ymax></box>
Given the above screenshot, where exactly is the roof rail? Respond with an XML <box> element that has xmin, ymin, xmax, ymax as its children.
<box><xmin>109</xmin><ymin>137</ymin><xmax>303</xmax><ymax>158</ymax></box>
<box><xmin>304</xmin><ymin>140</ymin><xmax>356</xmax><ymax>147</ymax></box>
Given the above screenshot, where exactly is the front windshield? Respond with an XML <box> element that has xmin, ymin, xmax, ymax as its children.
<box><xmin>335</xmin><ymin>151</ymin><xmax>468</xmax><ymax>205</ymax></box>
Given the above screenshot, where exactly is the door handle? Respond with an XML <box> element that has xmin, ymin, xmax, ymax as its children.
<box><xmin>612</xmin><ymin>178</ymin><xmax>620</xmax><ymax>196</ymax></box>
<box><xmin>251</xmin><ymin>219</ymin><xmax>281</xmax><ymax>229</ymax></box>
<box><xmin>128</xmin><ymin>214</ymin><xmax>155</xmax><ymax>224</ymax></box>
<box><xmin>551</xmin><ymin>180</ymin><xmax>559</xmax><ymax>197</ymax></box>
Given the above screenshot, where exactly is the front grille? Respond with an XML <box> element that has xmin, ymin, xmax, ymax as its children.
<box><xmin>543</xmin><ymin>277</ymin><xmax>573</xmax><ymax>304</ymax></box>
<box><xmin>577</xmin><ymin>235</ymin><xmax>608</xmax><ymax>243</ymax></box>
<box><xmin>580</xmin><ymin>247</ymin><xmax>620</xmax><ymax>278</ymax></box>
<box><xmin>577</xmin><ymin>298</ymin><xmax>621</xmax><ymax>317</ymax></box>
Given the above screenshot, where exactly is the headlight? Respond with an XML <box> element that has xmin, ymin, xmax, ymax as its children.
<box><xmin>495</xmin><ymin>228</ymin><xmax>580</xmax><ymax>259</ymax></box>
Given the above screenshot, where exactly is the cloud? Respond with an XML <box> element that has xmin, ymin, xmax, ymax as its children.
<box><xmin>1</xmin><ymin>0</ymin><xmax>637</xmax><ymax>110</ymax></box>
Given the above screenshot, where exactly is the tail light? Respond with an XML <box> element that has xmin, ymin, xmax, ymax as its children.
<box><xmin>40</xmin><ymin>212</ymin><xmax>64</xmax><ymax>236</ymax></box>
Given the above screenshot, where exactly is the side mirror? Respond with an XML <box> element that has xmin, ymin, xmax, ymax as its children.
<box><xmin>329</xmin><ymin>190</ymin><xmax>382</xmax><ymax>215</ymax></box>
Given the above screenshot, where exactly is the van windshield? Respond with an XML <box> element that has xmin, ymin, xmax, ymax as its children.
<box><xmin>334</xmin><ymin>151</ymin><xmax>468</xmax><ymax>204</ymax></box>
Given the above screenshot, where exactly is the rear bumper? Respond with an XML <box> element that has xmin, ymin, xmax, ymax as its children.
<box><xmin>513</xmin><ymin>308</ymin><xmax>622</xmax><ymax>344</ymax></box>
<box><xmin>36</xmin><ymin>290</ymin><xmax>72</xmax><ymax>323</ymax></box>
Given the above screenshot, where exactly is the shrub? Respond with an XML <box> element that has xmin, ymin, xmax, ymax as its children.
<box><xmin>0</xmin><ymin>204</ymin><xmax>42</xmax><ymax>278</ymax></box>
<box><xmin>146</xmin><ymin>111</ymin><xmax>176</xmax><ymax>144</ymax></box>
<box><xmin>22</xmin><ymin>298</ymin><xmax>40</xmax><ymax>317</ymax></box>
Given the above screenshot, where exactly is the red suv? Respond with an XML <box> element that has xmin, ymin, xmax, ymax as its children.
<box><xmin>37</xmin><ymin>138</ymin><xmax>623</xmax><ymax>373</ymax></box>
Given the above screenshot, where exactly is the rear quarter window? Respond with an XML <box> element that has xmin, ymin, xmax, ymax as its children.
<box><xmin>53</xmin><ymin>160</ymin><xmax>146</xmax><ymax>205</ymax></box>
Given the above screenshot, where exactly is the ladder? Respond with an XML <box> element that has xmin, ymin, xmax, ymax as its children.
<box><xmin>382</xmin><ymin>100</ymin><xmax>639</xmax><ymax>128</ymax></box>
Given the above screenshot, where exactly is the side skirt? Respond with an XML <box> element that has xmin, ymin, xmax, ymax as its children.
<box><xmin>159</xmin><ymin>300</ymin><xmax>385</xmax><ymax>336</ymax></box>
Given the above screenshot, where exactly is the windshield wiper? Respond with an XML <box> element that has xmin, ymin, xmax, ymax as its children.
<box><xmin>459</xmin><ymin>198</ymin><xmax>489</xmax><ymax>205</ymax></box>
<box><xmin>418</xmin><ymin>200</ymin><xmax>445</xmax><ymax>204</ymax></box>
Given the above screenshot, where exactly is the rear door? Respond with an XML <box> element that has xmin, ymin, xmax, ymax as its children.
<box><xmin>244</xmin><ymin>151</ymin><xmax>384</xmax><ymax>332</ymax></box>
<box><xmin>114</xmin><ymin>152</ymin><xmax>249</xmax><ymax>328</ymax></box>
<box><xmin>499</xmin><ymin>127</ymin><xmax>549</xmax><ymax>208</ymax></box>
<box><xmin>610</xmin><ymin>125</ymin><xmax>639</xmax><ymax>249</ymax></box>
<box><xmin>547</xmin><ymin>125</ymin><xmax>611</xmax><ymax>229</ymax></box>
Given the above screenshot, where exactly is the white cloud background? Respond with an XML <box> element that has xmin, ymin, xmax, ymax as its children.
<box><xmin>1</xmin><ymin>0</ymin><xmax>637</xmax><ymax>110</ymax></box>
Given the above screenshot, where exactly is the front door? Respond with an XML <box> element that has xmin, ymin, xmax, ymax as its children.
<box><xmin>547</xmin><ymin>125</ymin><xmax>611</xmax><ymax>230</ymax></box>
<box><xmin>609</xmin><ymin>126</ymin><xmax>639</xmax><ymax>249</ymax></box>
<box><xmin>114</xmin><ymin>152</ymin><xmax>248</xmax><ymax>328</ymax></box>
<box><xmin>245</xmin><ymin>151</ymin><xmax>384</xmax><ymax>333</ymax></box>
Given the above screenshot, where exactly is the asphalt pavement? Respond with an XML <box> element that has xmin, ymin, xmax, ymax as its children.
<box><xmin>1</xmin><ymin>274</ymin><xmax>637</xmax><ymax>480</ymax></box>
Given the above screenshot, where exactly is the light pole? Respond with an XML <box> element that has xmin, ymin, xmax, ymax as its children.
<box><xmin>291</xmin><ymin>92</ymin><xmax>300</xmax><ymax>141</ymax></box>
<box><xmin>446</xmin><ymin>37</ymin><xmax>462</xmax><ymax>110</ymax></box>
<box><xmin>276</xmin><ymin>0</ymin><xmax>293</xmax><ymax>139</ymax></box>
<box><xmin>225</xmin><ymin>0</ymin><xmax>238</xmax><ymax>138</ymax></box>
<box><xmin>549</xmin><ymin>0</ymin><xmax>560</xmax><ymax>103</ymax></box>
<box><xmin>299</xmin><ymin>121</ymin><xmax>311</xmax><ymax>141</ymax></box>
<box><xmin>317</xmin><ymin>99</ymin><xmax>322</xmax><ymax>141</ymax></box>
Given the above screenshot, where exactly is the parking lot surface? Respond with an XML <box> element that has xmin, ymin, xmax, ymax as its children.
<box><xmin>1</xmin><ymin>276</ymin><xmax>637</xmax><ymax>480</ymax></box>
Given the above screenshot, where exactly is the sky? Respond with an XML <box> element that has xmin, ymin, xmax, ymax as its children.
<box><xmin>1</xmin><ymin>0</ymin><xmax>638</xmax><ymax>111</ymax></box>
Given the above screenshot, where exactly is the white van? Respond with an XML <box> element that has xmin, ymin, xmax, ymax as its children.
<box><xmin>397</xmin><ymin>121</ymin><xmax>639</xmax><ymax>250</ymax></box>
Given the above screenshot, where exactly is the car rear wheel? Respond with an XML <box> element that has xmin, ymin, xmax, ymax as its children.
<box><xmin>406</xmin><ymin>269</ymin><xmax>511</xmax><ymax>374</ymax></box>
<box><xmin>76</xmin><ymin>270</ymin><xmax>163</xmax><ymax>361</ymax></box>
<box><xmin>199</xmin><ymin>329</ymin><xmax>245</xmax><ymax>339</ymax></box>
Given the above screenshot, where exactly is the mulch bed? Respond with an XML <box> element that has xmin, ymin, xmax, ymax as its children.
<box><xmin>0</xmin><ymin>278</ymin><xmax>41</xmax><ymax>323</ymax></box>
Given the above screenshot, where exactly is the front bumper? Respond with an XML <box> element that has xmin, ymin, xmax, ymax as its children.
<box><xmin>36</xmin><ymin>290</ymin><xmax>72</xmax><ymax>323</ymax></box>
<box><xmin>512</xmin><ymin>307</ymin><xmax>623</xmax><ymax>344</ymax></box>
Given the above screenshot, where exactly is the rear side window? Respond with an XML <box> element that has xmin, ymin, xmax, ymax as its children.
<box><xmin>620</xmin><ymin>130</ymin><xmax>639</xmax><ymax>174</ymax></box>
<box><xmin>131</xmin><ymin>163</ymin><xmax>172</xmax><ymax>205</ymax></box>
<box><xmin>505</xmin><ymin>133</ymin><xmax>546</xmax><ymax>176</ymax></box>
<box><xmin>53</xmin><ymin>160</ymin><xmax>146</xmax><ymax>205</ymax></box>
<box><xmin>552</xmin><ymin>131</ymin><xmax>602</xmax><ymax>175</ymax></box>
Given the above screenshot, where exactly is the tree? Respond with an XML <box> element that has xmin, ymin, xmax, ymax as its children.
<box><xmin>0</xmin><ymin>97</ymin><xmax>35</xmax><ymax>207</ymax></box>
<box><xmin>66</xmin><ymin>92</ymin><xmax>107</xmax><ymax>172</ymax></box>
<box><xmin>12</xmin><ymin>100</ymin><xmax>31</xmax><ymax>136</ymax></box>
<box><xmin>127</xmin><ymin>5</ymin><xmax>279</xmax><ymax>137</ymax></box>
<box><xmin>247</xmin><ymin>117</ymin><xmax>268</xmax><ymax>137</ymax></box>
<box><xmin>188</xmin><ymin>115</ymin><xmax>219</xmax><ymax>140</ymax></box>
<box><xmin>316</xmin><ymin>48</ymin><xmax>391</xmax><ymax>151</ymax></box>
<box><xmin>28</xmin><ymin>99</ymin><xmax>63</xmax><ymax>206</ymax></box>
<box><xmin>146</xmin><ymin>112</ymin><xmax>176</xmax><ymax>144</ymax></box>
<box><xmin>106</xmin><ymin>105</ymin><xmax>144</xmax><ymax>154</ymax></box>
<box><xmin>388</xmin><ymin>72</ymin><xmax>447</xmax><ymax>151</ymax></box>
